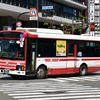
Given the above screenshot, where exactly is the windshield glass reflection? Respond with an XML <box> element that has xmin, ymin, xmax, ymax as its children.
<box><xmin>0</xmin><ymin>39</ymin><xmax>24</xmax><ymax>60</ymax></box>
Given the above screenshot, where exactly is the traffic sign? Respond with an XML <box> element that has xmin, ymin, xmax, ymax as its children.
<box><xmin>30</xmin><ymin>8</ymin><xmax>38</xmax><ymax>16</ymax></box>
<box><xmin>29</xmin><ymin>16</ymin><xmax>38</xmax><ymax>20</ymax></box>
<box><xmin>16</xmin><ymin>21</ymin><xmax>22</xmax><ymax>27</ymax></box>
<box><xmin>42</xmin><ymin>6</ymin><xmax>53</xmax><ymax>10</ymax></box>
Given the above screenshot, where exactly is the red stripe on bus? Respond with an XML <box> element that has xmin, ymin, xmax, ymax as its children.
<box><xmin>44</xmin><ymin>58</ymin><xmax>100</xmax><ymax>62</ymax></box>
<box><xmin>0</xmin><ymin>60</ymin><xmax>25</xmax><ymax>64</ymax></box>
<box><xmin>47</xmin><ymin>66</ymin><xmax>100</xmax><ymax>75</ymax></box>
<box><xmin>44</xmin><ymin>58</ymin><xmax>77</xmax><ymax>62</ymax></box>
<box><xmin>28</xmin><ymin>34</ymin><xmax>38</xmax><ymax>38</ymax></box>
<box><xmin>82</xmin><ymin>58</ymin><xmax>100</xmax><ymax>61</ymax></box>
<box><xmin>45</xmin><ymin>59</ymin><xmax>51</xmax><ymax>62</ymax></box>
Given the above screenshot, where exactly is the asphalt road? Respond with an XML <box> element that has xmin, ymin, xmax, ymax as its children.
<box><xmin>0</xmin><ymin>72</ymin><xmax>100</xmax><ymax>100</ymax></box>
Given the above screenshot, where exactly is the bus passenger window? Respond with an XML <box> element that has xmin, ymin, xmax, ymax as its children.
<box><xmin>68</xmin><ymin>44</ymin><xmax>74</xmax><ymax>56</ymax></box>
<box><xmin>38</xmin><ymin>39</ymin><xmax>55</xmax><ymax>57</ymax></box>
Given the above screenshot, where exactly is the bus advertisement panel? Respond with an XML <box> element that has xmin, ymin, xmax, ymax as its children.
<box><xmin>56</xmin><ymin>40</ymin><xmax>66</xmax><ymax>56</ymax></box>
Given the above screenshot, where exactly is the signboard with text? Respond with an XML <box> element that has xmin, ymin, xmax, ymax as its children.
<box><xmin>42</xmin><ymin>6</ymin><xmax>53</xmax><ymax>10</ymax></box>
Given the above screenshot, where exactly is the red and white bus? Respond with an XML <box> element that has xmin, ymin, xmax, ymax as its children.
<box><xmin>0</xmin><ymin>28</ymin><xmax>100</xmax><ymax>79</ymax></box>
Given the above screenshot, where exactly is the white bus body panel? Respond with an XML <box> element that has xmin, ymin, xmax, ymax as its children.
<box><xmin>36</xmin><ymin>57</ymin><xmax>100</xmax><ymax>75</ymax></box>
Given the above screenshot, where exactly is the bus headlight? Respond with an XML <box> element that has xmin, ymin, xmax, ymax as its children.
<box><xmin>16</xmin><ymin>65</ymin><xmax>24</xmax><ymax>71</ymax></box>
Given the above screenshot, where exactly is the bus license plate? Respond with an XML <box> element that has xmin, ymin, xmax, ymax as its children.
<box><xmin>4</xmin><ymin>70</ymin><xmax>9</xmax><ymax>74</ymax></box>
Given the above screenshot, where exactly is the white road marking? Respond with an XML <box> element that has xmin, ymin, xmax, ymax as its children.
<box><xmin>18</xmin><ymin>95</ymin><xmax>100</xmax><ymax>100</ymax></box>
<box><xmin>48</xmin><ymin>75</ymin><xmax>100</xmax><ymax>82</ymax></box>
<box><xmin>1</xmin><ymin>75</ymin><xmax>100</xmax><ymax>100</ymax></box>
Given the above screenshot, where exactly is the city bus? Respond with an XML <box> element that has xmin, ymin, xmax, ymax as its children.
<box><xmin>0</xmin><ymin>28</ymin><xmax>100</xmax><ymax>79</ymax></box>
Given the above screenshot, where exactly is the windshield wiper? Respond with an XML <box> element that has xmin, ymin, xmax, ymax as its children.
<box><xmin>0</xmin><ymin>51</ymin><xmax>24</xmax><ymax>60</ymax></box>
<box><xmin>0</xmin><ymin>52</ymin><xmax>15</xmax><ymax>58</ymax></box>
<box><xmin>0</xmin><ymin>52</ymin><xmax>7</xmax><ymax>57</ymax></box>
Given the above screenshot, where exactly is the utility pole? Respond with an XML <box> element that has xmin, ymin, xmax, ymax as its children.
<box><xmin>72</xmin><ymin>17</ymin><xmax>74</xmax><ymax>34</ymax></box>
<box><xmin>37</xmin><ymin>0</ymin><xmax>39</xmax><ymax>28</ymax></box>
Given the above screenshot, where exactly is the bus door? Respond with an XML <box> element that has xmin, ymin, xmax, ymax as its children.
<box><xmin>26</xmin><ymin>39</ymin><xmax>36</xmax><ymax>74</ymax></box>
<box><xmin>66</xmin><ymin>43</ymin><xmax>77</xmax><ymax>74</ymax></box>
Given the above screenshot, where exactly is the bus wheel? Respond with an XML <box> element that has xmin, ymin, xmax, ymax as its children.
<box><xmin>36</xmin><ymin>67</ymin><xmax>46</xmax><ymax>79</ymax></box>
<box><xmin>79</xmin><ymin>65</ymin><xmax>87</xmax><ymax>76</ymax></box>
<box><xmin>10</xmin><ymin>75</ymin><xmax>20</xmax><ymax>79</ymax></box>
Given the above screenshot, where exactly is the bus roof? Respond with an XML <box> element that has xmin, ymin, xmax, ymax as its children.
<box><xmin>37</xmin><ymin>33</ymin><xmax>100</xmax><ymax>41</ymax></box>
<box><xmin>16</xmin><ymin>28</ymin><xmax>63</xmax><ymax>34</ymax></box>
<box><xmin>16</xmin><ymin>28</ymin><xmax>100</xmax><ymax>42</ymax></box>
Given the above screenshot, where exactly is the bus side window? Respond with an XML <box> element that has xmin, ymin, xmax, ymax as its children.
<box><xmin>67</xmin><ymin>44</ymin><xmax>74</xmax><ymax>56</ymax></box>
<box><xmin>38</xmin><ymin>39</ymin><xmax>55</xmax><ymax>57</ymax></box>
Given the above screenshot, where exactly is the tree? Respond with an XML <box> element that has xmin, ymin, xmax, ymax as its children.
<box><xmin>60</xmin><ymin>14</ymin><xmax>88</xmax><ymax>35</ymax></box>
<box><xmin>60</xmin><ymin>22</ymin><xmax>72</xmax><ymax>34</ymax></box>
<box><xmin>43</xmin><ymin>22</ymin><xmax>56</xmax><ymax>29</ymax></box>
<box><xmin>75</xmin><ymin>13</ymin><xmax>88</xmax><ymax>35</ymax></box>
<box><xmin>43</xmin><ymin>14</ymin><xmax>88</xmax><ymax>35</ymax></box>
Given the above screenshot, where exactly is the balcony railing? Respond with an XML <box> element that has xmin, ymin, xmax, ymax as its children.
<box><xmin>0</xmin><ymin>0</ymin><xmax>35</xmax><ymax>9</ymax></box>
<box><xmin>71</xmin><ymin>0</ymin><xmax>85</xmax><ymax>5</ymax></box>
<box><xmin>0</xmin><ymin>0</ymin><xmax>81</xmax><ymax>21</ymax></box>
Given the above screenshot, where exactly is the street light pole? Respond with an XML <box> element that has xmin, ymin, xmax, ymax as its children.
<box><xmin>16</xmin><ymin>12</ymin><xmax>29</xmax><ymax>23</ymax></box>
<box><xmin>72</xmin><ymin>17</ymin><xmax>74</xmax><ymax>34</ymax></box>
<box><xmin>37</xmin><ymin>0</ymin><xmax>39</xmax><ymax>28</ymax></box>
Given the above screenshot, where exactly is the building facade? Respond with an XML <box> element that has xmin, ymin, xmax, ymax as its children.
<box><xmin>0</xmin><ymin>0</ymin><xmax>87</xmax><ymax>31</ymax></box>
<box><xmin>94</xmin><ymin>0</ymin><xmax>100</xmax><ymax>36</ymax></box>
<box><xmin>88</xmin><ymin>0</ymin><xmax>100</xmax><ymax>36</ymax></box>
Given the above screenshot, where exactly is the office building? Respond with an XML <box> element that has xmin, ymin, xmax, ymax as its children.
<box><xmin>0</xmin><ymin>0</ymin><xmax>87</xmax><ymax>31</ymax></box>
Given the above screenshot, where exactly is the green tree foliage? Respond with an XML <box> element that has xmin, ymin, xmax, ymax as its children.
<box><xmin>75</xmin><ymin>14</ymin><xmax>88</xmax><ymax>35</ymax></box>
<box><xmin>43</xmin><ymin>14</ymin><xmax>88</xmax><ymax>35</ymax></box>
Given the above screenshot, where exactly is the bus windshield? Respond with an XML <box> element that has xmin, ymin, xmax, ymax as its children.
<box><xmin>0</xmin><ymin>39</ymin><xmax>24</xmax><ymax>60</ymax></box>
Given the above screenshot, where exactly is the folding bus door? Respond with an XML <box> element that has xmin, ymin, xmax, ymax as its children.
<box><xmin>66</xmin><ymin>43</ymin><xmax>77</xmax><ymax>74</ymax></box>
<box><xmin>26</xmin><ymin>39</ymin><xmax>36</xmax><ymax>74</ymax></box>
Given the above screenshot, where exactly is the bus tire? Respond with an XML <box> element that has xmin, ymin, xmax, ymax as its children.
<box><xmin>79</xmin><ymin>64</ymin><xmax>87</xmax><ymax>76</ymax></box>
<box><xmin>36</xmin><ymin>66</ymin><xmax>46</xmax><ymax>79</ymax></box>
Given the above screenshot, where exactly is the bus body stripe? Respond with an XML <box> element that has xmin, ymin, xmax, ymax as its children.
<box><xmin>47</xmin><ymin>66</ymin><xmax>100</xmax><ymax>75</ymax></box>
<box><xmin>41</xmin><ymin>58</ymin><xmax>100</xmax><ymax>62</ymax></box>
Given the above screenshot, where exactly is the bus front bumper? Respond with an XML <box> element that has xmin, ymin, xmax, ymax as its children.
<box><xmin>0</xmin><ymin>69</ymin><xmax>25</xmax><ymax>75</ymax></box>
